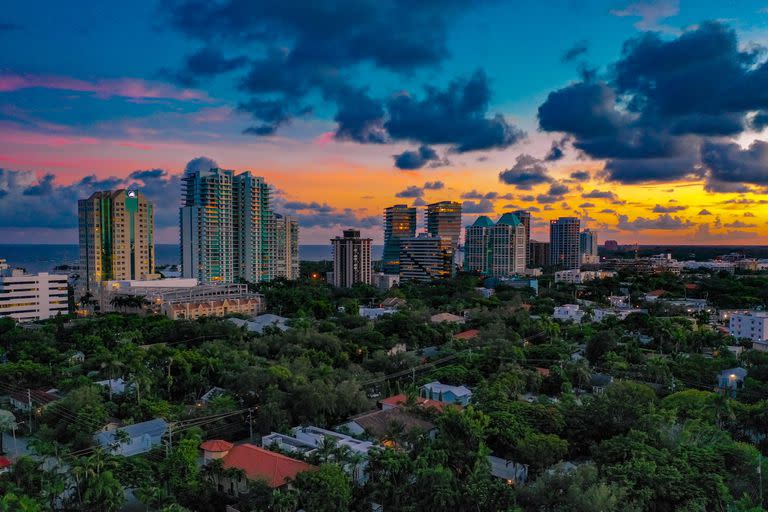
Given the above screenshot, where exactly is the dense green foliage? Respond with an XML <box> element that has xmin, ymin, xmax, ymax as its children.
<box><xmin>1</xmin><ymin>270</ymin><xmax>767</xmax><ymax>511</ymax></box>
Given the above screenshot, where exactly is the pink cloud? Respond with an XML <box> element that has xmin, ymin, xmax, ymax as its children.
<box><xmin>0</xmin><ymin>73</ymin><xmax>210</xmax><ymax>101</ymax></box>
<box><xmin>313</xmin><ymin>131</ymin><xmax>335</xmax><ymax>146</ymax></box>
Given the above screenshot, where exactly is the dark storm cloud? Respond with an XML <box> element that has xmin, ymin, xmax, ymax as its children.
<box><xmin>701</xmin><ymin>140</ymin><xmax>768</xmax><ymax>185</ymax></box>
<box><xmin>498</xmin><ymin>154</ymin><xmax>552</xmax><ymax>189</ymax></box>
<box><xmin>385</xmin><ymin>70</ymin><xmax>525</xmax><ymax>153</ymax></box>
<box><xmin>167</xmin><ymin>0</ymin><xmax>512</xmax><ymax>147</ymax></box>
<box><xmin>461</xmin><ymin>190</ymin><xmax>513</xmax><ymax>200</ymax></box>
<box><xmin>537</xmin><ymin>21</ymin><xmax>768</xmax><ymax>189</ymax></box>
<box><xmin>332</xmin><ymin>87</ymin><xmax>388</xmax><ymax>144</ymax></box>
<box><xmin>393</xmin><ymin>145</ymin><xmax>444</xmax><ymax>170</ymax></box>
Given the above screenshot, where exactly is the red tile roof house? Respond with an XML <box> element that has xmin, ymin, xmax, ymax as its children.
<box><xmin>379</xmin><ymin>394</ymin><xmax>463</xmax><ymax>413</ymax></box>
<box><xmin>206</xmin><ymin>442</ymin><xmax>316</xmax><ymax>495</ymax></box>
<box><xmin>0</xmin><ymin>456</ymin><xmax>12</xmax><ymax>475</ymax></box>
<box><xmin>454</xmin><ymin>329</ymin><xmax>480</xmax><ymax>341</ymax></box>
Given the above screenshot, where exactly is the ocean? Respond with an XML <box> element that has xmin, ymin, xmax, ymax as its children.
<box><xmin>0</xmin><ymin>244</ymin><xmax>385</xmax><ymax>273</ymax></box>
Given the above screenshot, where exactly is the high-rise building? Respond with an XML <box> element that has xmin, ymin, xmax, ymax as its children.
<box><xmin>464</xmin><ymin>213</ymin><xmax>526</xmax><ymax>277</ymax></box>
<box><xmin>233</xmin><ymin>172</ymin><xmax>271</xmax><ymax>283</ymax></box>
<box><xmin>79</xmin><ymin>189</ymin><xmax>155</xmax><ymax>292</ymax></box>
<box><xmin>426</xmin><ymin>201</ymin><xmax>462</xmax><ymax>250</ymax></box>
<box><xmin>0</xmin><ymin>271</ymin><xmax>69</xmax><ymax>322</ymax></box>
<box><xmin>180</xmin><ymin>168</ymin><xmax>235</xmax><ymax>284</ymax></box>
<box><xmin>331</xmin><ymin>229</ymin><xmax>372</xmax><ymax>288</ymax></box>
<box><xmin>580</xmin><ymin>229</ymin><xmax>599</xmax><ymax>264</ymax></box>
<box><xmin>550</xmin><ymin>217</ymin><xmax>580</xmax><ymax>270</ymax></box>
<box><xmin>529</xmin><ymin>240</ymin><xmax>550</xmax><ymax>268</ymax></box>
<box><xmin>399</xmin><ymin>234</ymin><xmax>454</xmax><ymax>282</ymax></box>
<box><xmin>271</xmin><ymin>213</ymin><xmax>300</xmax><ymax>280</ymax></box>
<box><xmin>383</xmin><ymin>204</ymin><xmax>417</xmax><ymax>274</ymax></box>
<box><xmin>512</xmin><ymin>210</ymin><xmax>531</xmax><ymax>267</ymax></box>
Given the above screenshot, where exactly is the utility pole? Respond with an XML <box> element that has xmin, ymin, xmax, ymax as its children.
<box><xmin>247</xmin><ymin>409</ymin><xmax>254</xmax><ymax>441</ymax></box>
<box><xmin>759</xmin><ymin>453</ymin><xmax>763</xmax><ymax>509</ymax></box>
<box><xmin>27</xmin><ymin>389</ymin><xmax>33</xmax><ymax>434</ymax></box>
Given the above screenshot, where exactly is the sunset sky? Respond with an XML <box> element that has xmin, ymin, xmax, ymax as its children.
<box><xmin>2</xmin><ymin>0</ymin><xmax>768</xmax><ymax>245</ymax></box>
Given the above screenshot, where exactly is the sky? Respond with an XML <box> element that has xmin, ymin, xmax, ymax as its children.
<box><xmin>2</xmin><ymin>0</ymin><xmax>768</xmax><ymax>245</ymax></box>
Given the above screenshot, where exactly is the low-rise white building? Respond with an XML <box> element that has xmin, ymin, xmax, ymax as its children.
<box><xmin>0</xmin><ymin>271</ymin><xmax>69</xmax><ymax>322</ymax></box>
<box><xmin>553</xmin><ymin>304</ymin><xmax>585</xmax><ymax>323</ymax></box>
<box><xmin>372</xmin><ymin>273</ymin><xmax>400</xmax><ymax>290</ymax></box>
<box><xmin>554</xmin><ymin>269</ymin><xmax>617</xmax><ymax>284</ymax></box>
<box><xmin>729</xmin><ymin>312</ymin><xmax>768</xmax><ymax>343</ymax></box>
<box><xmin>359</xmin><ymin>307</ymin><xmax>397</xmax><ymax>319</ymax></box>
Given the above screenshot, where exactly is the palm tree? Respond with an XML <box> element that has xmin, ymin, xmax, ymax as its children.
<box><xmin>100</xmin><ymin>359</ymin><xmax>125</xmax><ymax>401</ymax></box>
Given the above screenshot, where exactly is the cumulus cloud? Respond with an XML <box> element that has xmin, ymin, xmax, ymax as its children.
<box><xmin>616</xmin><ymin>213</ymin><xmax>694</xmax><ymax>231</ymax></box>
<box><xmin>498</xmin><ymin>154</ymin><xmax>552</xmax><ymax>189</ymax></box>
<box><xmin>395</xmin><ymin>185</ymin><xmax>424</xmax><ymax>198</ymax></box>
<box><xmin>423</xmin><ymin>181</ymin><xmax>444</xmax><ymax>190</ymax></box>
<box><xmin>385</xmin><ymin>70</ymin><xmax>525</xmax><ymax>153</ymax></box>
<box><xmin>462</xmin><ymin>198</ymin><xmax>495</xmax><ymax>213</ymax></box>
<box><xmin>0</xmin><ymin>164</ymin><xmax>183</xmax><ymax>229</ymax></box>
<box><xmin>393</xmin><ymin>145</ymin><xmax>445</xmax><ymax>170</ymax></box>
<box><xmin>582</xmin><ymin>189</ymin><xmax>617</xmax><ymax>200</ymax></box>
<box><xmin>570</xmin><ymin>170</ymin><xmax>590</xmax><ymax>182</ymax></box>
<box><xmin>537</xmin><ymin>21</ymin><xmax>768</xmax><ymax>190</ymax></box>
<box><xmin>651</xmin><ymin>204</ymin><xmax>686</xmax><ymax>213</ymax></box>
<box><xmin>184</xmin><ymin>156</ymin><xmax>219</xmax><ymax>174</ymax></box>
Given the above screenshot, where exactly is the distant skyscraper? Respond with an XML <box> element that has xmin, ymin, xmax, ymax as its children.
<box><xmin>233</xmin><ymin>172</ymin><xmax>271</xmax><ymax>283</ymax></box>
<box><xmin>383</xmin><ymin>204</ymin><xmax>417</xmax><ymax>274</ymax></box>
<box><xmin>271</xmin><ymin>213</ymin><xmax>300</xmax><ymax>280</ymax></box>
<box><xmin>399</xmin><ymin>234</ymin><xmax>454</xmax><ymax>282</ymax></box>
<box><xmin>464</xmin><ymin>213</ymin><xmax>526</xmax><ymax>277</ymax></box>
<box><xmin>580</xmin><ymin>229</ymin><xmax>599</xmax><ymax>264</ymax></box>
<box><xmin>549</xmin><ymin>217</ymin><xmax>580</xmax><ymax>270</ymax></box>
<box><xmin>180</xmin><ymin>167</ymin><xmax>234</xmax><ymax>284</ymax></box>
<box><xmin>512</xmin><ymin>210</ymin><xmax>531</xmax><ymax>267</ymax></box>
<box><xmin>331</xmin><ymin>229</ymin><xmax>372</xmax><ymax>288</ymax></box>
<box><xmin>426</xmin><ymin>201</ymin><xmax>462</xmax><ymax>250</ymax></box>
<box><xmin>79</xmin><ymin>189</ymin><xmax>155</xmax><ymax>292</ymax></box>
<box><xmin>529</xmin><ymin>240</ymin><xmax>550</xmax><ymax>268</ymax></box>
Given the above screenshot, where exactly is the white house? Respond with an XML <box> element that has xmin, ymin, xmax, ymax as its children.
<box><xmin>553</xmin><ymin>304</ymin><xmax>585</xmax><ymax>323</ymax></box>
<box><xmin>94</xmin><ymin>418</ymin><xmax>167</xmax><ymax>456</ymax></box>
<box><xmin>359</xmin><ymin>307</ymin><xmax>397</xmax><ymax>319</ymax></box>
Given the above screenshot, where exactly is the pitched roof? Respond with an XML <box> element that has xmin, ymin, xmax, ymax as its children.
<box><xmin>719</xmin><ymin>367</ymin><xmax>748</xmax><ymax>379</ymax></box>
<box><xmin>496</xmin><ymin>212</ymin><xmax>522</xmax><ymax>226</ymax></box>
<box><xmin>349</xmin><ymin>408</ymin><xmax>435</xmax><ymax>439</ymax></box>
<box><xmin>94</xmin><ymin>418</ymin><xmax>167</xmax><ymax>446</ymax></box>
<box><xmin>379</xmin><ymin>393</ymin><xmax>460</xmax><ymax>413</ymax></box>
<box><xmin>200</xmin><ymin>439</ymin><xmax>233</xmax><ymax>452</ymax></box>
<box><xmin>646</xmin><ymin>289</ymin><xmax>666</xmax><ymax>297</ymax></box>
<box><xmin>472</xmin><ymin>215</ymin><xmax>495</xmax><ymax>228</ymax></box>
<box><xmin>421</xmin><ymin>381</ymin><xmax>472</xmax><ymax>397</ymax></box>
<box><xmin>430</xmin><ymin>312</ymin><xmax>465</xmax><ymax>323</ymax></box>
<box><xmin>454</xmin><ymin>329</ymin><xmax>479</xmax><ymax>340</ymax></box>
<box><xmin>222</xmin><ymin>444</ymin><xmax>315</xmax><ymax>488</ymax></box>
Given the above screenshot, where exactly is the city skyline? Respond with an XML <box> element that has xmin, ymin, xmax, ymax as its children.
<box><xmin>2</xmin><ymin>1</ymin><xmax>768</xmax><ymax>246</ymax></box>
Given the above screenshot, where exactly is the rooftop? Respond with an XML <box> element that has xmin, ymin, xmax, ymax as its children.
<box><xmin>222</xmin><ymin>443</ymin><xmax>315</xmax><ymax>488</ymax></box>
<box><xmin>349</xmin><ymin>408</ymin><xmax>435</xmax><ymax>439</ymax></box>
<box><xmin>200</xmin><ymin>439</ymin><xmax>233</xmax><ymax>452</ymax></box>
